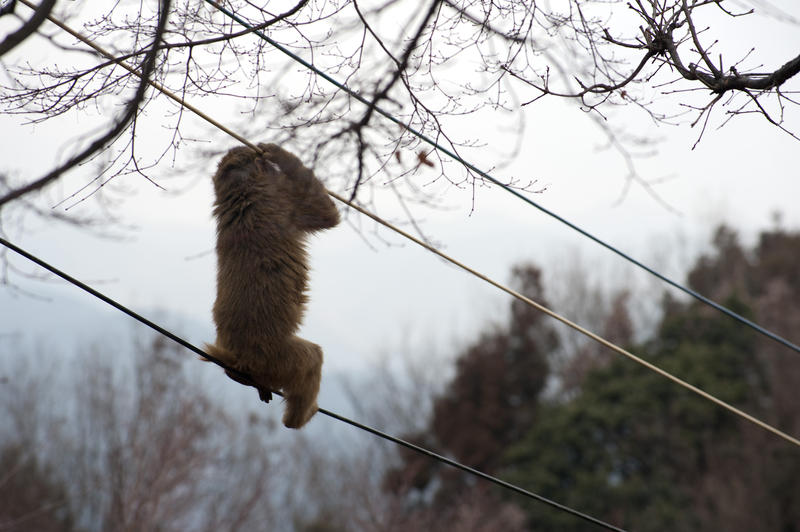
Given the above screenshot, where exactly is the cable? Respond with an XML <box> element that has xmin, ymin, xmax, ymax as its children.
<box><xmin>0</xmin><ymin>235</ymin><xmax>627</xmax><ymax>532</ymax></box>
<box><xmin>333</xmin><ymin>190</ymin><xmax>800</xmax><ymax>448</ymax></box>
<box><xmin>10</xmin><ymin>0</ymin><xmax>800</xmax><ymax>450</ymax></box>
<box><xmin>202</xmin><ymin>0</ymin><xmax>800</xmax><ymax>358</ymax></box>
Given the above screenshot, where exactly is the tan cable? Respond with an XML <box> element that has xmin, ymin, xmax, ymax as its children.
<box><xmin>21</xmin><ymin>1</ymin><xmax>800</xmax><ymax>449</ymax></box>
<box><xmin>332</xmin><ymin>190</ymin><xmax>800</xmax><ymax>448</ymax></box>
<box><xmin>16</xmin><ymin>0</ymin><xmax>259</xmax><ymax>154</ymax></box>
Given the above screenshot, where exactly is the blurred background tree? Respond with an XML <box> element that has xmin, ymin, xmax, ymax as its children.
<box><xmin>381</xmin><ymin>224</ymin><xmax>800</xmax><ymax>531</ymax></box>
<box><xmin>1</xmin><ymin>224</ymin><xmax>798</xmax><ymax>531</ymax></box>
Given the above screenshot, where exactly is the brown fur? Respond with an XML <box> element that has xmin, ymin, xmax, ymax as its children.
<box><xmin>206</xmin><ymin>143</ymin><xmax>340</xmax><ymax>428</ymax></box>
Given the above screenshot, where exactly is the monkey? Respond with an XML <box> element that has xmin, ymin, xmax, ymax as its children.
<box><xmin>205</xmin><ymin>143</ymin><xmax>340</xmax><ymax>429</ymax></box>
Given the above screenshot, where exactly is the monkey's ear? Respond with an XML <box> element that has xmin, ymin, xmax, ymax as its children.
<box><xmin>245</xmin><ymin>157</ymin><xmax>281</xmax><ymax>180</ymax></box>
<box><xmin>260</xmin><ymin>157</ymin><xmax>281</xmax><ymax>174</ymax></box>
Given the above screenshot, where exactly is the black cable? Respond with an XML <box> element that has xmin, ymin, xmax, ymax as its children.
<box><xmin>0</xmin><ymin>237</ymin><xmax>237</xmax><ymax>373</ymax></box>
<box><xmin>203</xmin><ymin>0</ymin><xmax>800</xmax><ymax>357</ymax></box>
<box><xmin>0</xmin><ymin>235</ymin><xmax>627</xmax><ymax>532</ymax></box>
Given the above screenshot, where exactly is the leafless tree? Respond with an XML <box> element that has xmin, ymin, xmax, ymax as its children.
<box><xmin>0</xmin><ymin>334</ymin><xmax>287</xmax><ymax>532</ymax></box>
<box><xmin>0</xmin><ymin>1</ymin><xmax>798</xmax><ymax>215</ymax></box>
<box><xmin>0</xmin><ymin>0</ymin><xmax>56</xmax><ymax>56</ymax></box>
<box><xmin>0</xmin><ymin>0</ymin><xmax>171</xmax><ymax>206</ymax></box>
<box><xmin>0</xmin><ymin>330</ymin><xmax>493</xmax><ymax>532</ymax></box>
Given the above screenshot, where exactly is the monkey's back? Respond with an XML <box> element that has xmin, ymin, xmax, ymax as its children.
<box><xmin>213</xmin><ymin>233</ymin><xmax>309</xmax><ymax>343</ymax></box>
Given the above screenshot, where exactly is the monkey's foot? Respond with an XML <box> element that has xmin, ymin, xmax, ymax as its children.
<box><xmin>256</xmin><ymin>387</ymin><xmax>273</xmax><ymax>403</ymax></box>
<box><xmin>224</xmin><ymin>368</ymin><xmax>273</xmax><ymax>403</ymax></box>
<box><xmin>282</xmin><ymin>399</ymin><xmax>318</xmax><ymax>429</ymax></box>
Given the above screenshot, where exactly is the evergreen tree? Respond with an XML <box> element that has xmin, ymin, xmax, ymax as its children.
<box><xmin>385</xmin><ymin>225</ymin><xmax>800</xmax><ymax>531</ymax></box>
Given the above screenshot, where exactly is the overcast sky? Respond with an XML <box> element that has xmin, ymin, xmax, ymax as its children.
<box><xmin>2</xmin><ymin>2</ymin><xmax>799</xmax><ymax>396</ymax></box>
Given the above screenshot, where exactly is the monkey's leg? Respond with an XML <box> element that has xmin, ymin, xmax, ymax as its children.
<box><xmin>224</xmin><ymin>368</ymin><xmax>273</xmax><ymax>403</ymax></box>
<box><xmin>206</xmin><ymin>342</ymin><xmax>273</xmax><ymax>402</ymax></box>
<box><xmin>281</xmin><ymin>336</ymin><xmax>323</xmax><ymax>429</ymax></box>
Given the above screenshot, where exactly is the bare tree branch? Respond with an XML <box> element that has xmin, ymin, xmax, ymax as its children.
<box><xmin>1</xmin><ymin>0</ymin><xmax>798</xmax><ymax>230</ymax></box>
<box><xmin>0</xmin><ymin>0</ymin><xmax>56</xmax><ymax>56</ymax></box>
<box><xmin>0</xmin><ymin>0</ymin><xmax>172</xmax><ymax>207</ymax></box>
<box><xmin>344</xmin><ymin>0</ymin><xmax>442</xmax><ymax>200</ymax></box>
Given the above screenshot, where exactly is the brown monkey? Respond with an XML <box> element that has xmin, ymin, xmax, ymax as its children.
<box><xmin>206</xmin><ymin>143</ymin><xmax>340</xmax><ymax>428</ymax></box>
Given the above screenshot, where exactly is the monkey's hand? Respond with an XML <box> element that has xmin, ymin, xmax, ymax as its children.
<box><xmin>224</xmin><ymin>368</ymin><xmax>274</xmax><ymax>403</ymax></box>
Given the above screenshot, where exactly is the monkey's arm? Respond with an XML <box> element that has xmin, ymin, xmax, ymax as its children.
<box><xmin>293</xmin><ymin>180</ymin><xmax>340</xmax><ymax>231</ymax></box>
<box><xmin>259</xmin><ymin>143</ymin><xmax>340</xmax><ymax>232</ymax></box>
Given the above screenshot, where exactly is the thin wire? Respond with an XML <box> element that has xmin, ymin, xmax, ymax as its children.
<box><xmin>203</xmin><ymin>0</ymin><xmax>800</xmax><ymax>357</ymax></box>
<box><xmin>12</xmin><ymin>0</ymin><xmax>258</xmax><ymax>153</ymax></box>
<box><xmin>13</xmin><ymin>2</ymin><xmax>800</xmax><ymax>449</ymax></box>
<box><xmin>331</xmin><ymin>190</ymin><xmax>800</xmax><ymax>448</ymax></box>
<box><xmin>0</xmin><ymin>235</ymin><xmax>627</xmax><ymax>532</ymax></box>
<box><xmin>8</xmin><ymin>5</ymin><xmax>794</xmax><ymax>527</ymax></box>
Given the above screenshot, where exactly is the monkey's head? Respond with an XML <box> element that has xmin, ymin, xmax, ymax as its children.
<box><xmin>212</xmin><ymin>143</ymin><xmax>338</xmax><ymax>235</ymax></box>
<box><xmin>211</xmin><ymin>146</ymin><xmax>300</xmax><ymax>230</ymax></box>
<box><xmin>212</xmin><ymin>146</ymin><xmax>279</xmax><ymax>194</ymax></box>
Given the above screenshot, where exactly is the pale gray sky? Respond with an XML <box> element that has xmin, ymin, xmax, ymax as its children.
<box><xmin>2</xmin><ymin>2</ymin><xmax>799</xmax><ymax>386</ymax></box>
